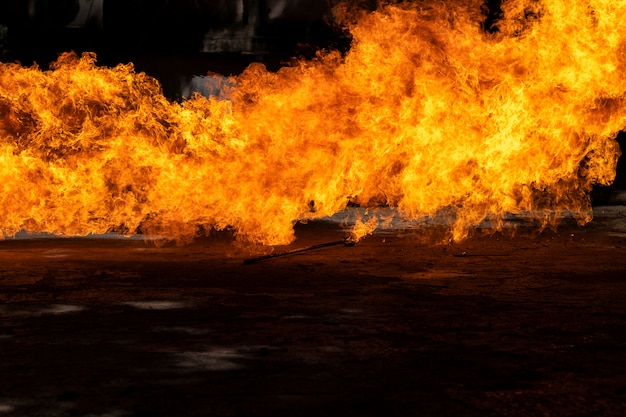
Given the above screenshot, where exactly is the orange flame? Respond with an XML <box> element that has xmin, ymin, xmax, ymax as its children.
<box><xmin>0</xmin><ymin>0</ymin><xmax>623</xmax><ymax>245</ymax></box>
<box><xmin>348</xmin><ymin>217</ymin><xmax>380</xmax><ymax>243</ymax></box>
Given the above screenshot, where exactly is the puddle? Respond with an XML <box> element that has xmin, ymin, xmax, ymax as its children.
<box><xmin>176</xmin><ymin>349</ymin><xmax>246</xmax><ymax>371</ymax></box>
<box><xmin>0</xmin><ymin>304</ymin><xmax>85</xmax><ymax>318</ymax></box>
<box><xmin>123</xmin><ymin>301</ymin><xmax>189</xmax><ymax>310</ymax></box>
<box><xmin>401</xmin><ymin>270</ymin><xmax>475</xmax><ymax>280</ymax></box>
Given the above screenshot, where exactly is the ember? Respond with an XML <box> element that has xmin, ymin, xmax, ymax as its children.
<box><xmin>0</xmin><ymin>0</ymin><xmax>623</xmax><ymax>246</ymax></box>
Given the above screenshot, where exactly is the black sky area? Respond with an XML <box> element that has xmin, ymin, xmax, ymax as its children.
<box><xmin>0</xmin><ymin>1</ymin><xmax>346</xmax><ymax>77</ymax></box>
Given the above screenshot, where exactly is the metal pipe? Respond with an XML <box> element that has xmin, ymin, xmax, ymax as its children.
<box><xmin>243</xmin><ymin>237</ymin><xmax>353</xmax><ymax>264</ymax></box>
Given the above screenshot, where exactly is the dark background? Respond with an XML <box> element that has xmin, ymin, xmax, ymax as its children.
<box><xmin>0</xmin><ymin>0</ymin><xmax>348</xmax><ymax>91</ymax></box>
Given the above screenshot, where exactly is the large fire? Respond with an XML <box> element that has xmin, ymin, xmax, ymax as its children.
<box><xmin>0</xmin><ymin>0</ymin><xmax>623</xmax><ymax>245</ymax></box>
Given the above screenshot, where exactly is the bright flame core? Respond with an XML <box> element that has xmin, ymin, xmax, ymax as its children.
<box><xmin>0</xmin><ymin>0</ymin><xmax>624</xmax><ymax>245</ymax></box>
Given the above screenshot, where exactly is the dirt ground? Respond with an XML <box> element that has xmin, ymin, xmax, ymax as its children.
<box><xmin>1</xmin><ymin>207</ymin><xmax>626</xmax><ymax>417</ymax></box>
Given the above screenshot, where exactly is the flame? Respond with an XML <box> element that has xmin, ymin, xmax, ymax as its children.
<box><xmin>348</xmin><ymin>217</ymin><xmax>379</xmax><ymax>243</ymax></box>
<box><xmin>0</xmin><ymin>0</ymin><xmax>624</xmax><ymax>245</ymax></box>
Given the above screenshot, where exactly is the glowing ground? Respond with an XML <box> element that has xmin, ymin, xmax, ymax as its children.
<box><xmin>1</xmin><ymin>207</ymin><xmax>626</xmax><ymax>416</ymax></box>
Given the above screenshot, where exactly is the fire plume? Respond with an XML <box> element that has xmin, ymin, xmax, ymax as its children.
<box><xmin>0</xmin><ymin>0</ymin><xmax>624</xmax><ymax>245</ymax></box>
